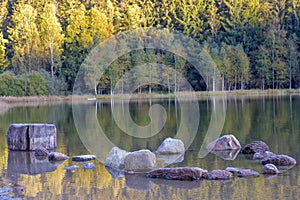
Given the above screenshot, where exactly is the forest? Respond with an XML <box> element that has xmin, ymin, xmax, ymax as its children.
<box><xmin>0</xmin><ymin>0</ymin><xmax>299</xmax><ymax>96</ymax></box>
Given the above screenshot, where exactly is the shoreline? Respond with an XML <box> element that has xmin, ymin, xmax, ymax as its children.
<box><xmin>1</xmin><ymin>89</ymin><xmax>300</xmax><ymax>105</ymax></box>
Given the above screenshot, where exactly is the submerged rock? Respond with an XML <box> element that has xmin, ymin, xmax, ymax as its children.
<box><xmin>241</xmin><ymin>141</ymin><xmax>269</xmax><ymax>154</ymax></box>
<box><xmin>156</xmin><ymin>137</ymin><xmax>185</xmax><ymax>154</ymax></box>
<box><xmin>225</xmin><ymin>167</ymin><xmax>259</xmax><ymax>177</ymax></box>
<box><xmin>63</xmin><ymin>165</ymin><xmax>80</xmax><ymax>170</ymax></box>
<box><xmin>237</xmin><ymin>169</ymin><xmax>260</xmax><ymax>177</ymax></box>
<box><xmin>48</xmin><ymin>152</ymin><xmax>69</xmax><ymax>161</ymax></box>
<box><xmin>83</xmin><ymin>162</ymin><xmax>95</xmax><ymax>170</ymax></box>
<box><xmin>262</xmin><ymin>164</ymin><xmax>279</xmax><ymax>175</ymax></box>
<box><xmin>72</xmin><ymin>155</ymin><xmax>96</xmax><ymax>162</ymax></box>
<box><xmin>253</xmin><ymin>151</ymin><xmax>276</xmax><ymax>160</ymax></box>
<box><xmin>124</xmin><ymin>149</ymin><xmax>156</xmax><ymax>172</ymax></box>
<box><xmin>146</xmin><ymin>167</ymin><xmax>207</xmax><ymax>181</ymax></box>
<box><xmin>261</xmin><ymin>155</ymin><xmax>296</xmax><ymax>166</ymax></box>
<box><xmin>202</xmin><ymin>170</ymin><xmax>233</xmax><ymax>180</ymax></box>
<box><xmin>207</xmin><ymin>135</ymin><xmax>241</xmax><ymax>151</ymax></box>
<box><xmin>105</xmin><ymin>147</ymin><xmax>129</xmax><ymax>170</ymax></box>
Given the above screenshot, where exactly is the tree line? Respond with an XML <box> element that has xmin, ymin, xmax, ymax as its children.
<box><xmin>0</xmin><ymin>0</ymin><xmax>299</xmax><ymax>95</ymax></box>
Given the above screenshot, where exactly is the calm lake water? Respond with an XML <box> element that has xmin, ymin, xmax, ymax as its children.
<box><xmin>0</xmin><ymin>95</ymin><xmax>300</xmax><ymax>199</ymax></box>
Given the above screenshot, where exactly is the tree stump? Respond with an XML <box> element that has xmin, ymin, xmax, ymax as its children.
<box><xmin>6</xmin><ymin>124</ymin><xmax>57</xmax><ymax>151</ymax></box>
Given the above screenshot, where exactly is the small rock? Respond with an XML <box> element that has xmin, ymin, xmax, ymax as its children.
<box><xmin>83</xmin><ymin>162</ymin><xmax>95</xmax><ymax>170</ymax></box>
<box><xmin>207</xmin><ymin>135</ymin><xmax>241</xmax><ymax>151</ymax></box>
<box><xmin>262</xmin><ymin>164</ymin><xmax>279</xmax><ymax>174</ymax></box>
<box><xmin>253</xmin><ymin>151</ymin><xmax>276</xmax><ymax>160</ymax></box>
<box><xmin>146</xmin><ymin>167</ymin><xmax>207</xmax><ymax>181</ymax></box>
<box><xmin>202</xmin><ymin>170</ymin><xmax>233</xmax><ymax>180</ymax></box>
<box><xmin>225</xmin><ymin>167</ymin><xmax>241</xmax><ymax>173</ymax></box>
<box><xmin>261</xmin><ymin>155</ymin><xmax>297</xmax><ymax>166</ymax></box>
<box><xmin>241</xmin><ymin>141</ymin><xmax>269</xmax><ymax>154</ymax></box>
<box><xmin>124</xmin><ymin>149</ymin><xmax>156</xmax><ymax>172</ymax></box>
<box><xmin>63</xmin><ymin>165</ymin><xmax>80</xmax><ymax>170</ymax></box>
<box><xmin>237</xmin><ymin>169</ymin><xmax>260</xmax><ymax>177</ymax></box>
<box><xmin>156</xmin><ymin>137</ymin><xmax>185</xmax><ymax>154</ymax></box>
<box><xmin>105</xmin><ymin>147</ymin><xmax>129</xmax><ymax>170</ymax></box>
<box><xmin>48</xmin><ymin>152</ymin><xmax>69</xmax><ymax>161</ymax></box>
<box><xmin>72</xmin><ymin>155</ymin><xmax>96</xmax><ymax>162</ymax></box>
<box><xmin>34</xmin><ymin>147</ymin><xmax>49</xmax><ymax>157</ymax></box>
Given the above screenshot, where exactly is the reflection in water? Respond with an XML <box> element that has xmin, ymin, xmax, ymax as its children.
<box><xmin>209</xmin><ymin>149</ymin><xmax>240</xmax><ymax>160</ymax></box>
<box><xmin>7</xmin><ymin>151</ymin><xmax>63</xmax><ymax>175</ymax></box>
<box><xmin>0</xmin><ymin>96</ymin><xmax>300</xmax><ymax>199</ymax></box>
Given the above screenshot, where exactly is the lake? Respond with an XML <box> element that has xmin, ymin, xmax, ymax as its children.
<box><xmin>0</xmin><ymin>95</ymin><xmax>300</xmax><ymax>199</ymax></box>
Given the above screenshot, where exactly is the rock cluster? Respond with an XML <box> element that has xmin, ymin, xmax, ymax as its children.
<box><xmin>241</xmin><ymin>140</ymin><xmax>296</xmax><ymax>175</ymax></box>
<box><xmin>104</xmin><ymin>135</ymin><xmax>297</xmax><ymax>183</ymax></box>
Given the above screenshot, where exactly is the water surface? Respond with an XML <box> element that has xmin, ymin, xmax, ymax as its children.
<box><xmin>0</xmin><ymin>95</ymin><xmax>299</xmax><ymax>199</ymax></box>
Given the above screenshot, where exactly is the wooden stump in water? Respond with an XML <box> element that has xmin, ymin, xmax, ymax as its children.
<box><xmin>6</xmin><ymin>124</ymin><xmax>57</xmax><ymax>150</ymax></box>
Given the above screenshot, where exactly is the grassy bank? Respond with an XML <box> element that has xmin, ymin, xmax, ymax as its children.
<box><xmin>1</xmin><ymin>89</ymin><xmax>300</xmax><ymax>105</ymax></box>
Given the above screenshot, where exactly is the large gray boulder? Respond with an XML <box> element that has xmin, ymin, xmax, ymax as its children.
<box><xmin>146</xmin><ymin>167</ymin><xmax>207</xmax><ymax>181</ymax></box>
<box><xmin>241</xmin><ymin>141</ymin><xmax>269</xmax><ymax>154</ymax></box>
<box><xmin>124</xmin><ymin>149</ymin><xmax>156</xmax><ymax>172</ymax></box>
<box><xmin>105</xmin><ymin>147</ymin><xmax>129</xmax><ymax>170</ymax></box>
<box><xmin>207</xmin><ymin>135</ymin><xmax>241</xmax><ymax>151</ymax></box>
<box><xmin>156</xmin><ymin>137</ymin><xmax>185</xmax><ymax>154</ymax></box>
<box><xmin>261</xmin><ymin>155</ymin><xmax>296</xmax><ymax>166</ymax></box>
<box><xmin>7</xmin><ymin>124</ymin><xmax>57</xmax><ymax>151</ymax></box>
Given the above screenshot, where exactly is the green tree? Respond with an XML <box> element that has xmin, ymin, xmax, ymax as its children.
<box><xmin>0</xmin><ymin>31</ymin><xmax>9</xmax><ymax>72</ymax></box>
<box><xmin>286</xmin><ymin>34</ymin><xmax>299</xmax><ymax>89</ymax></box>
<box><xmin>8</xmin><ymin>3</ymin><xmax>40</xmax><ymax>72</ymax></box>
<box><xmin>39</xmin><ymin>3</ymin><xmax>64</xmax><ymax>80</ymax></box>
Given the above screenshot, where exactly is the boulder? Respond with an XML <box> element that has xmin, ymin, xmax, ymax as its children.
<box><xmin>105</xmin><ymin>147</ymin><xmax>129</xmax><ymax>170</ymax></box>
<box><xmin>261</xmin><ymin>155</ymin><xmax>296</xmax><ymax>166</ymax></box>
<box><xmin>156</xmin><ymin>137</ymin><xmax>185</xmax><ymax>154</ymax></box>
<box><xmin>124</xmin><ymin>149</ymin><xmax>156</xmax><ymax>172</ymax></box>
<box><xmin>83</xmin><ymin>162</ymin><xmax>95</xmax><ymax>170</ymax></box>
<box><xmin>206</xmin><ymin>135</ymin><xmax>241</xmax><ymax>151</ymax></box>
<box><xmin>72</xmin><ymin>155</ymin><xmax>96</xmax><ymax>162</ymax></box>
<box><xmin>34</xmin><ymin>146</ymin><xmax>49</xmax><ymax>157</ymax></box>
<box><xmin>63</xmin><ymin>165</ymin><xmax>80</xmax><ymax>170</ymax></box>
<box><xmin>146</xmin><ymin>167</ymin><xmax>207</xmax><ymax>181</ymax></box>
<box><xmin>237</xmin><ymin>169</ymin><xmax>260</xmax><ymax>177</ymax></box>
<box><xmin>262</xmin><ymin>164</ymin><xmax>279</xmax><ymax>175</ymax></box>
<box><xmin>48</xmin><ymin>152</ymin><xmax>69</xmax><ymax>161</ymax></box>
<box><xmin>253</xmin><ymin>151</ymin><xmax>276</xmax><ymax>160</ymax></box>
<box><xmin>7</xmin><ymin>124</ymin><xmax>56</xmax><ymax>151</ymax></box>
<box><xmin>241</xmin><ymin>141</ymin><xmax>269</xmax><ymax>154</ymax></box>
<box><xmin>202</xmin><ymin>170</ymin><xmax>233</xmax><ymax>180</ymax></box>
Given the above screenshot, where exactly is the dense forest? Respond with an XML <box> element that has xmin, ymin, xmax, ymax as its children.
<box><xmin>0</xmin><ymin>0</ymin><xmax>299</xmax><ymax>95</ymax></box>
